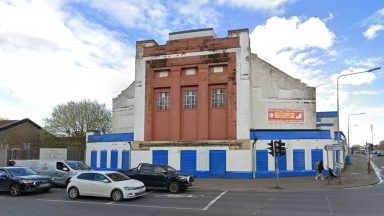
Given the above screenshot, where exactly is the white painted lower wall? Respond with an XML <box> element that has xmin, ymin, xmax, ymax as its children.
<box><xmin>86</xmin><ymin>139</ymin><xmax>338</xmax><ymax>174</ymax></box>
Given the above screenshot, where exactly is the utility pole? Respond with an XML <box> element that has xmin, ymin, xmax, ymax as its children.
<box><xmin>273</xmin><ymin>141</ymin><xmax>279</xmax><ymax>188</ymax></box>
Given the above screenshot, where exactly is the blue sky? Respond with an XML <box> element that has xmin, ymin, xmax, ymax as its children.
<box><xmin>0</xmin><ymin>0</ymin><xmax>383</xmax><ymax>145</ymax></box>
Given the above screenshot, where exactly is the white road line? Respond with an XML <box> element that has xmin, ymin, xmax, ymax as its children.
<box><xmin>36</xmin><ymin>199</ymin><xmax>202</xmax><ymax>211</ymax></box>
<box><xmin>202</xmin><ymin>191</ymin><xmax>227</xmax><ymax>211</ymax></box>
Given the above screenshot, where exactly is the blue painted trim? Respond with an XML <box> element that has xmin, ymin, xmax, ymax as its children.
<box><xmin>225</xmin><ymin>171</ymin><xmax>252</xmax><ymax>178</ymax></box>
<box><xmin>250</xmin><ymin>130</ymin><xmax>331</xmax><ymax>140</ymax></box>
<box><xmin>88</xmin><ymin>133</ymin><xmax>134</xmax><ymax>143</ymax></box>
<box><xmin>317</xmin><ymin>111</ymin><xmax>338</xmax><ymax>118</ymax></box>
<box><xmin>90</xmin><ymin>150</ymin><xmax>97</xmax><ymax>169</ymax></box>
<box><xmin>334</xmin><ymin>131</ymin><xmax>346</xmax><ymax>140</ymax></box>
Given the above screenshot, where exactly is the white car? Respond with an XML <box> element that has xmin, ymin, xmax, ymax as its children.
<box><xmin>67</xmin><ymin>171</ymin><xmax>146</xmax><ymax>201</ymax></box>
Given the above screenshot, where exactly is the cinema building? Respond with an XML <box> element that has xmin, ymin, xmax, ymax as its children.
<box><xmin>86</xmin><ymin>28</ymin><xmax>346</xmax><ymax>178</ymax></box>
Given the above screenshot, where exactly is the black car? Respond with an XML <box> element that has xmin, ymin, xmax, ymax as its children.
<box><xmin>119</xmin><ymin>163</ymin><xmax>194</xmax><ymax>193</ymax></box>
<box><xmin>0</xmin><ymin>167</ymin><xmax>53</xmax><ymax>196</ymax></box>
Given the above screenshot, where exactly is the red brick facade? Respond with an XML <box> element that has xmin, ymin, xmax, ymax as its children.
<box><xmin>143</xmin><ymin>37</ymin><xmax>239</xmax><ymax>141</ymax></box>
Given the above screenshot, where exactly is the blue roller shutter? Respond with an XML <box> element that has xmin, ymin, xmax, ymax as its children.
<box><xmin>121</xmin><ymin>150</ymin><xmax>130</xmax><ymax>169</ymax></box>
<box><xmin>209</xmin><ymin>150</ymin><xmax>226</xmax><ymax>177</ymax></box>
<box><xmin>90</xmin><ymin>150</ymin><xmax>97</xmax><ymax>168</ymax></box>
<box><xmin>100</xmin><ymin>150</ymin><xmax>107</xmax><ymax>168</ymax></box>
<box><xmin>256</xmin><ymin>150</ymin><xmax>268</xmax><ymax>171</ymax></box>
<box><xmin>311</xmin><ymin>149</ymin><xmax>323</xmax><ymax>170</ymax></box>
<box><xmin>153</xmin><ymin>150</ymin><xmax>168</xmax><ymax>165</ymax></box>
<box><xmin>180</xmin><ymin>150</ymin><xmax>196</xmax><ymax>175</ymax></box>
<box><xmin>110</xmin><ymin>150</ymin><xmax>118</xmax><ymax>169</ymax></box>
<box><xmin>277</xmin><ymin>154</ymin><xmax>287</xmax><ymax>171</ymax></box>
<box><xmin>293</xmin><ymin>149</ymin><xmax>305</xmax><ymax>171</ymax></box>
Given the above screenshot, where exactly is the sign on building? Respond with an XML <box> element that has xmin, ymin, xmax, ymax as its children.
<box><xmin>268</xmin><ymin>109</ymin><xmax>304</xmax><ymax>123</ymax></box>
<box><xmin>39</xmin><ymin>148</ymin><xmax>67</xmax><ymax>160</ymax></box>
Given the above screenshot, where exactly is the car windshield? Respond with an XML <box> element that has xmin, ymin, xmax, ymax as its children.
<box><xmin>7</xmin><ymin>167</ymin><xmax>39</xmax><ymax>176</ymax></box>
<box><xmin>106</xmin><ymin>172</ymin><xmax>130</xmax><ymax>182</ymax></box>
<box><xmin>165</xmin><ymin>166</ymin><xmax>176</xmax><ymax>173</ymax></box>
<box><xmin>66</xmin><ymin>161</ymin><xmax>91</xmax><ymax>170</ymax></box>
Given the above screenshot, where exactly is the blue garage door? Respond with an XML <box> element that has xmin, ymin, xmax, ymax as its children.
<box><xmin>90</xmin><ymin>150</ymin><xmax>97</xmax><ymax>168</ymax></box>
<box><xmin>293</xmin><ymin>149</ymin><xmax>305</xmax><ymax>171</ymax></box>
<box><xmin>311</xmin><ymin>149</ymin><xmax>323</xmax><ymax>170</ymax></box>
<box><xmin>100</xmin><ymin>150</ymin><xmax>107</xmax><ymax>169</ymax></box>
<box><xmin>209</xmin><ymin>150</ymin><xmax>226</xmax><ymax>177</ymax></box>
<box><xmin>121</xmin><ymin>150</ymin><xmax>130</xmax><ymax>169</ymax></box>
<box><xmin>277</xmin><ymin>154</ymin><xmax>287</xmax><ymax>171</ymax></box>
<box><xmin>110</xmin><ymin>150</ymin><xmax>118</xmax><ymax>169</ymax></box>
<box><xmin>180</xmin><ymin>150</ymin><xmax>196</xmax><ymax>175</ymax></box>
<box><xmin>256</xmin><ymin>150</ymin><xmax>268</xmax><ymax>171</ymax></box>
<box><xmin>153</xmin><ymin>150</ymin><xmax>168</xmax><ymax>165</ymax></box>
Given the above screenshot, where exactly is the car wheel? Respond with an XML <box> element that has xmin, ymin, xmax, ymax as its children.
<box><xmin>68</xmin><ymin>187</ymin><xmax>80</xmax><ymax>199</ymax></box>
<box><xmin>9</xmin><ymin>184</ymin><xmax>21</xmax><ymax>196</ymax></box>
<box><xmin>111</xmin><ymin>189</ymin><xmax>124</xmax><ymax>202</ymax></box>
<box><xmin>169</xmin><ymin>181</ymin><xmax>180</xmax><ymax>194</ymax></box>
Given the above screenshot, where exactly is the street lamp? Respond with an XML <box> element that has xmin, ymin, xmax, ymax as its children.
<box><xmin>348</xmin><ymin>113</ymin><xmax>365</xmax><ymax>154</ymax></box>
<box><xmin>336</xmin><ymin>66</ymin><xmax>381</xmax><ymax>184</ymax></box>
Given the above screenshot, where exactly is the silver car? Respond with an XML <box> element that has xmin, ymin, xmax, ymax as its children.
<box><xmin>24</xmin><ymin>160</ymin><xmax>91</xmax><ymax>186</ymax></box>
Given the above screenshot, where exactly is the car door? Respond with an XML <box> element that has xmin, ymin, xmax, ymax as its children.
<box><xmin>53</xmin><ymin>162</ymin><xmax>70</xmax><ymax>184</ymax></box>
<box><xmin>76</xmin><ymin>173</ymin><xmax>95</xmax><ymax>196</ymax></box>
<box><xmin>0</xmin><ymin>169</ymin><xmax>12</xmax><ymax>191</ymax></box>
<box><xmin>91</xmin><ymin>173</ymin><xmax>112</xmax><ymax>197</ymax></box>
<box><xmin>138</xmin><ymin>164</ymin><xmax>156</xmax><ymax>186</ymax></box>
<box><xmin>153</xmin><ymin>166</ymin><xmax>168</xmax><ymax>187</ymax></box>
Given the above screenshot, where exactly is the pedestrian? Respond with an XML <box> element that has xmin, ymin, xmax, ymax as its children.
<box><xmin>315</xmin><ymin>161</ymin><xmax>324</xmax><ymax>181</ymax></box>
<box><xmin>8</xmin><ymin>160</ymin><xmax>15</xmax><ymax>166</ymax></box>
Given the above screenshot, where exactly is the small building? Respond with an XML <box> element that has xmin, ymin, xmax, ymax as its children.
<box><xmin>86</xmin><ymin>28</ymin><xmax>346</xmax><ymax>178</ymax></box>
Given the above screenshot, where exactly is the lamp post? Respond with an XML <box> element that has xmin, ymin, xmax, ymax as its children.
<box><xmin>336</xmin><ymin>67</ymin><xmax>381</xmax><ymax>184</ymax></box>
<box><xmin>348</xmin><ymin>113</ymin><xmax>365</xmax><ymax>154</ymax></box>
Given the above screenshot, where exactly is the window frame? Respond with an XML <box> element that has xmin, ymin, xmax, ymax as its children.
<box><xmin>210</xmin><ymin>88</ymin><xmax>226</xmax><ymax>109</ymax></box>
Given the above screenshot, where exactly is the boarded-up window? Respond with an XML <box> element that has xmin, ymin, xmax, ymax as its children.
<box><xmin>213</xmin><ymin>66</ymin><xmax>224</xmax><ymax>73</ymax></box>
<box><xmin>159</xmin><ymin>71</ymin><xmax>169</xmax><ymax>77</ymax></box>
<box><xmin>186</xmin><ymin>68</ymin><xmax>196</xmax><ymax>75</ymax></box>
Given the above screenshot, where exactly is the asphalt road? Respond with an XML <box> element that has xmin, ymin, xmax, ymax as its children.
<box><xmin>1</xmin><ymin>157</ymin><xmax>384</xmax><ymax>216</ymax></box>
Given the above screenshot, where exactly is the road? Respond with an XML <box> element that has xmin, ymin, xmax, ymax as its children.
<box><xmin>1</xmin><ymin>157</ymin><xmax>384</xmax><ymax>216</ymax></box>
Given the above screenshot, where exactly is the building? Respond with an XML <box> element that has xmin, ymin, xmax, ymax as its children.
<box><xmin>86</xmin><ymin>28</ymin><xmax>346</xmax><ymax>178</ymax></box>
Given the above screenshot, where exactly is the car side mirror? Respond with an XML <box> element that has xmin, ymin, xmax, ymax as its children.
<box><xmin>63</xmin><ymin>167</ymin><xmax>69</xmax><ymax>172</ymax></box>
<box><xmin>102</xmin><ymin>179</ymin><xmax>110</xmax><ymax>183</ymax></box>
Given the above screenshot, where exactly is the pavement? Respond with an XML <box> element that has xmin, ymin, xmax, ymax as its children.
<box><xmin>193</xmin><ymin>155</ymin><xmax>378</xmax><ymax>191</ymax></box>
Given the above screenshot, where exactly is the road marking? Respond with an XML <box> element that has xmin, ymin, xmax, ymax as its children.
<box><xmin>202</xmin><ymin>191</ymin><xmax>227</xmax><ymax>211</ymax></box>
<box><xmin>371</xmin><ymin>160</ymin><xmax>383</xmax><ymax>184</ymax></box>
<box><xmin>36</xmin><ymin>199</ymin><xmax>202</xmax><ymax>211</ymax></box>
<box><xmin>154</xmin><ymin>194</ymin><xmax>197</xmax><ymax>198</ymax></box>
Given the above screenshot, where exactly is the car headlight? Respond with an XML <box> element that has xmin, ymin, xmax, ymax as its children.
<box><xmin>179</xmin><ymin>176</ymin><xmax>189</xmax><ymax>181</ymax></box>
<box><xmin>124</xmin><ymin>186</ymin><xmax>135</xmax><ymax>190</ymax></box>
<box><xmin>22</xmin><ymin>180</ymin><xmax>35</xmax><ymax>184</ymax></box>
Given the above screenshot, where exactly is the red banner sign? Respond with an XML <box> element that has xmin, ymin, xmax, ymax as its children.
<box><xmin>268</xmin><ymin>109</ymin><xmax>304</xmax><ymax>123</ymax></box>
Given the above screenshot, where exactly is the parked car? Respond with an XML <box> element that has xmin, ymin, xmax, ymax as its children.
<box><xmin>67</xmin><ymin>171</ymin><xmax>145</xmax><ymax>201</ymax></box>
<box><xmin>118</xmin><ymin>163</ymin><xmax>194</xmax><ymax>193</ymax></box>
<box><xmin>378</xmin><ymin>151</ymin><xmax>384</xmax><ymax>156</ymax></box>
<box><xmin>0</xmin><ymin>167</ymin><xmax>53</xmax><ymax>196</ymax></box>
<box><xmin>24</xmin><ymin>160</ymin><xmax>91</xmax><ymax>186</ymax></box>
<box><xmin>372</xmin><ymin>150</ymin><xmax>379</xmax><ymax>154</ymax></box>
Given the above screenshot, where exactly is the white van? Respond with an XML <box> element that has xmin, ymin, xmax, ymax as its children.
<box><xmin>24</xmin><ymin>160</ymin><xmax>92</xmax><ymax>186</ymax></box>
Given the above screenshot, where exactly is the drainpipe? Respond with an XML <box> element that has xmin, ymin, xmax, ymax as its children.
<box><xmin>128</xmin><ymin>141</ymin><xmax>132</xmax><ymax>169</ymax></box>
<box><xmin>252</xmin><ymin>138</ymin><xmax>258</xmax><ymax>179</ymax></box>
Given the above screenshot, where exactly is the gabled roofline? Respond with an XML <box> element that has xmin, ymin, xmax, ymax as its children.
<box><xmin>0</xmin><ymin>118</ymin><xmax>42</xmax><ymax>132</ymax></box>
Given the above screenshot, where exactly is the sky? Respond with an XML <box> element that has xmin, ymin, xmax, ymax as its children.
<box><xmin>0</xmin><ymin>0</ymin><xmax>383</xmax><ymax>145</ymax></box>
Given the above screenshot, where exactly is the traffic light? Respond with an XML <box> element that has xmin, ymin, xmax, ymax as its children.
<box><xmin>280</xmin><ymin>140</ymin><xmax>286</xmax><ymax>156</ymax></box>
<box><xmin>267</xmin><ymin>140</ymin><xmax>274</xmax><ymax>156</ymax></box>
<box><xmin>274</xmin><ymin>140</ymin><xmax>280</xmax><ymax>156</ymax></box>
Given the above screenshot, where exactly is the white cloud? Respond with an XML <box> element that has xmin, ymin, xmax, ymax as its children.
<box><xmin>363</xmin><ymin>24</ymin><xmax>384</xmax><ymax>39</ymax></box>
<box><xmin>217</xmin><ymin>0</ymin><xmax>291</xmax><ymax>12</ymax></box>
<box><xmin>0</xmin><ymin>0</ymin><xmax>135</xmax><ymax>124</ymax></box>
<box><xmin>362</xmin><ymin>8</ymin><xmax>384</xmax><ymax>40</ymax></box>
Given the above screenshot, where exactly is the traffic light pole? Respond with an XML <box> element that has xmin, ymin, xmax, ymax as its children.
<box><xmin>273</xmin><ymin>142</ymin><xmax>279</xmax><ymax>188</ymax></box>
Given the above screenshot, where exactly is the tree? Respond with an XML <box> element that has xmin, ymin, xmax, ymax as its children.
<box><xmin>380</xmin><ymin>140</ymin><xmax>384</xmax><ymax>150</ymax></box>
<box><xmin>43</xmin><ymin>100</ymin><xmax>112</xmax><ymax>142</ymax></box>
